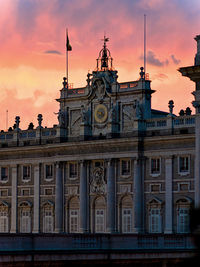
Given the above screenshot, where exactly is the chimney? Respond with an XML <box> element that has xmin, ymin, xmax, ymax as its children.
<box><xmin>194</xmin><ymin>35</ymin><xmax>200</xmax><ymax>66</ymax></box>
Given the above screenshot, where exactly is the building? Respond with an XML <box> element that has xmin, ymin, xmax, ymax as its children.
<box><xmin>0</xmin><ymin>35</ymin><xmax>199</xmax><ymax>266</ymax></box>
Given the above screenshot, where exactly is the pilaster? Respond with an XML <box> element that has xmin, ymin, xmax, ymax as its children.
<box><xmin>164</xmin><ymin>157</ymin><xmax>173</xmax><ymax>233</ymax></box>
<box><xmin>10</xmin><ymin>165</ymin><xmax>17</xmax><ymax>233</ymax></box>
<box><xmin>32</xmin><ymin>164</ymin><xmax>40</xmax><ymax>233</ymax></box>
<box><xmin>55</xmin><ymin>162</ymin><xmax>63</xmax><ymax>233</ymax></box>
<box><xmin>80</xmin><ymin>160</ymin><xmax>88</xmax><ymax>233</ymax></box>
<box><xmin>107</xmin><ymin>159</ymin><xmax>116</xmax><ymax>233</ymax></box>
<box><xmin>133</xmin><ymin>158</ymin><xmax>144</xmax><ymax>233</ymax></box>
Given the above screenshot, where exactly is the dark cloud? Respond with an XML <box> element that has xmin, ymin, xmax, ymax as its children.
<box><xmin>44</xmin><ymin>50</ymin><xmax>62</xmax><ymax>55</ymax></box>
<box><xmin>147</xmin><ymin>51</ymin><xmax>169</xmax><ymax>67</ymax></box>
<box><xmin>171</xmin><ymin>54</ymin><xmax>181</xmax><ymax>64</ymax></box>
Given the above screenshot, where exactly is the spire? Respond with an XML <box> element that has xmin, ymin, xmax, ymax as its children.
<box><xmin>96</xmin><ymin>35</ymin><xmax>113</xmax><ymax>71</ymax></box>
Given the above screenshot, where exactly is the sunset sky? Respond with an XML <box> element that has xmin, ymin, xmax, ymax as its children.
<box><xmin>0</xmin><ymin>0</ymin><xmax>200</xmax><ymax>130</ymax></box>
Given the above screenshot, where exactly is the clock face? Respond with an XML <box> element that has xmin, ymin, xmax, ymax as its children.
<box><xmin>94</xmin><ymin>104</ymin><xmax>108</xmax><ymax>123</ymax></box>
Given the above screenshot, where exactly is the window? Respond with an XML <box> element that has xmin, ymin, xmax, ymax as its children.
<box><xmin>121</xmin><ymin>159</ymin><xmax>131</xmax><ymax>176</ymax></box>
<box><xmin>44</xmin><ymin>188</ymin><xmax>53</xmax><ymax>195</ymax></box>
<box><xmin>122</xmin><ymin>208</ymin><xmax>132</xmax><ymax>233</ymax></box>
<box><xmin>94</xmin><ymin>161</ymin><xmax>104</xmax><ymax>168</ymax></box>
<box><xmin>95</xmin><ymin>209</ymin><xmax>105</xmax><ymax>233</ymax></box>
<box><xmin>45</xmin><ymin>164</ymin><xmax>53</xmax><ymax>180</ymax></box>
<box><xmin>20</xmin><ymin>210</ymin><xmax>31</xmax><ymax>233</ymax></box>
<box><xmin>0</xmin><ymin>211</ymin><xmax>8</xmax><ymax>232</ymax></box>
<box><xmin>69</xmin><ymin>209</ymin><xmax>79</xmax><ymax>233</ymax></box>
<box><xmin>179</xmin><ymin>156</ymin><xmax>189</xmax><ymax>174</ymax></box>
<box><xmin>0</xmin><ymin>190</ymin><xmax>8</xmax><ymax>197</ymax></box>
<box><xmin>43</xmin><ymin>207</ymin><xmax>53</xmax><ymax>233</ymax></box>
<box><xmin>149</xmin><ymin>208</ymin><xmax>161</xmax><ymax>233</ymax></box>
<box><xmin>22</xmin><ymin>165</ymin><xmax>31</xmax><ymax>181</ymax></box>
<box><xmin>0</xmin><ymin>167</ymin><xmax>8</xmax><ymax>182</ymax></box>
<box><xmin>177</xmin><ymin>207</ymin><xmax>190</xmax><ymax>233</ymax></box>
<box><xmin>21</xmin><ymin>189</ymin><xmax>30</xmax><ymax>196</ymax></box>
<box><xmin>150</xmin><ymin>158</ymin><xmax>161</xmax><ymax>176</ymax></box>
<box><xmin>69</xmin><ymin>162</ymin><xmax>78</xmax><ymax>179</ymax></box>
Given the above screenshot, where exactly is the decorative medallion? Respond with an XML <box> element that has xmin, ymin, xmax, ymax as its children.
<box><xmin>90</xmin><ymin>167</ymin><xmax>106</xmax><ymax>194</ymax></box>
<box><xmin>94</xmin><ymin>104</ymin><xmax>108</xmax><ymax>123</ymax></box>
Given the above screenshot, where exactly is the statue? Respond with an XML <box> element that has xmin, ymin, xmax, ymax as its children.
<box><xmin>133</xmin><ymin>100</ymin><xmax>143</xmax><ymax>119</ymax></box>
<box><xmin>108</xmin><ymin>104</ymin><xmax>116</xmax><ymax>123</ymax></box>
<box><xmin>90</xmin><ymin>167</ymin><xmax>105</xmax><ymax>194</ymax></box>
<box><xmin>54</xmin><ymin>109</ymin><xmax>65</xmax><ymax>126</ymax></box>
<box><xmin>81</xmin><ymin>105</ymin><xmax>87</xmax><ymax>124</ymax></box>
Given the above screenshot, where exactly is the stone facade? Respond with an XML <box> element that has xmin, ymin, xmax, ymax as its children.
<box><xmin>0</xmin><ymin>35</ymin><xmax>199</xmax><ymax>237</ymax></box>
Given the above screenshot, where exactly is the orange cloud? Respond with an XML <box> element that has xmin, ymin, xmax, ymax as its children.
<box><xmin>0</xmin><ymin>0</ymin><xmax>200</xmax><ymax>130</ymax></box>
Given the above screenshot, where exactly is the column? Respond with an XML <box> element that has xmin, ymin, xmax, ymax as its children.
<box><xmin>55</xmin><ymin>162</ymin><xmax>63</xmax><ymax>233</ymax></box>
<box><xmin>195</xmin><ymin>114</ymin><xmax>200</xmax><ymax>207</ymax></box>
<box><xmin>10</xmin><ymin>165</ymin><xmax>17</xmax><ymax>233</ymax></box>
<box><xmin>33</xmin><ymin>164</ymin><xmax>40</xmax><ymax>233</ymax></box>
<box><xmin>165</xmin><ymin>157</ymin><xmax>173</xmax><ymax>233</ymax></box>
<box><xmin>80</xmin><ymin>160</ymin><xmax>88</xmax><ymax>233</ymax></box>
<box><xmin>107</xmin><ymin>159</ymin><xmax>116</xmax><ymax>233</ymax></box>
<box><xmin>133</xmin><ymin>159</ymin><xmax>143</xmax><ymax>233</ymax></box>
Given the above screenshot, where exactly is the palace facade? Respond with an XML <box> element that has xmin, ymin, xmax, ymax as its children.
<box><xmin>0</xmin><ymin>35</ymin><xmax>199</xmax><ymax>239</ymax></box>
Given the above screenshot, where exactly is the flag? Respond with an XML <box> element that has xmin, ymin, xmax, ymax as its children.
<box><xmin>66</xmin><ymin>32</ymin><xmax>72</xmax><ymax>51</ymax></box>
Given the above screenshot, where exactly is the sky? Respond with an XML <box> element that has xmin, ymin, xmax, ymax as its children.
<box><xmin>0</xmin><ymin>0</ymin><xmax>200</xmax><ymax>130</ymax></box>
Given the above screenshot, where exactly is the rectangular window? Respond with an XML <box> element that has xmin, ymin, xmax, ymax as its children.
<box><xmin>0</xmin><ymin>212</ymin><xmax>8</xmax><ymax>232</ymax></box>
<box><xmin>178</xmin><ymin>208</ymin><xmax>190</xmax><ymax>233</ymax></box>
<box><xmin>44</xmin><ymin>188</ymin><xmax>53</xmax><ymax>195</ymax></box>
<box><xmin>151</xmin><ymin>158</ymin><xmax>161</xmax><ymax>175</ymax></box>
<box><xmin>70</xmin><ymin>209</ymin><xmax>79</xmax><ymax>233</ymax></box>
<box><xmin>20</xmin><ymin>210</ymin><xmax>31</xmax><ymax>233</ymax></box>
<box><xmin>94</xmin><ymin>161</ymin><xmax>104</xmax><ymax>168</ymax></box>
<box><xmin>122</xmin><ymin>208</ymin><xmax>132</xmax><ymax>233</ymax></box>
<box><xmin>21</xmin><ymin>189</ymin><xmax>30</xmax><ymax>196</ymax></box>
<box><xmin>44</xmin><ymin>209</ymin><xmax>53</xmax><ymax>233</ymax></box>
<box><xmin>179</xmin><ymin>156</ymin><xmax>189</xmax><ymax>173</ymax></box>
<box><xmin>149</xmin><ymin>208</ymin><xmax>161</xmax><ymax>233</ymax></box>
<box><xmin>69</xmin><ymin>163</ymin><xmax>78</xmax><ymax>179</ymax></box>
<box><xmin>95</xmin><ymin>209</ymin><xmax>105</xmax><ymax>233</ymax></box>
<box><xmin>45</xmin><ymin>164</ymin><xmax>53</xmax><ymax>179</ymax></box>
<box><xmin>0</xmin><ymin>190</ymin><xmax>8</xmax><ymax>197</ymax></box>
<box><xmin>22</xmin><ymin>166</ymin><xmax>31</xmax><ymax>181</ymax></box>
<box><xmin>121</xmin><ymin>160</ymin><xmax>131</xmax><ymax>176</ymax></box>
<box><xmin>0</xmin><ymin>167</ymin><xmax>8</xmax><ymax>182</ymax></box>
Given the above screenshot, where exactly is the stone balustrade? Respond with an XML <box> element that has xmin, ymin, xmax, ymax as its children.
<box><xmin>146</xmin><ymin>115</ymin><xmax>195</xmax><ymax>130</ymax></box>
<box><xmin>0</xmin><ymin>233</ymin><xmax>194</xmax><ymax>252</ymax></box>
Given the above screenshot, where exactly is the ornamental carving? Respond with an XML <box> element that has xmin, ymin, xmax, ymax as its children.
<box><xmin>92</xmin><ymin>78</ymin><xmax>105</xmax><ymax>101</ymax></box>
<box><xmin>90</xmin><ymin>167</ymin><xmax>106</xmax><ymax>194</ymax></box>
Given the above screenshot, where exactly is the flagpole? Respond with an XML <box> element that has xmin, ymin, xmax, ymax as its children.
<box><xmin>6</xmin><ymin>110</ymin><xmax>8</xmax><ymax>130</ymax></box>
<box><xmin>66</xmin><ymin>28</ymin><xmax>69</xmax><ymax>89</ymax></box>
<box><xmin>144</xmin><ymin>14</ymin><xmax>147</xmax><ymax>75</ymax></box>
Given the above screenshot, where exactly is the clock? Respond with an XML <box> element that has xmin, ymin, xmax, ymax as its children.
<box><xmin>94</xmin><ymin>104</ymin><xmax>108</xmax><ymax>123</ymax></box>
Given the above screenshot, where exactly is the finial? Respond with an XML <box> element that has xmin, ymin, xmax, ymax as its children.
<box><xmin>15</xmin><ymin>116</ymin><xmax>20</xmax><ymax>130</ymax></box>
<box><xmin>168</xmin><ymin>100</ymin><xmax>174</xmax><ymax>114</ymax></box>
<box><xmin>63</xmin><ymin>77</ymin><xmax>67</xmax><ymax>89</ymax></box>
<box><xmin>86</xmin><ymin>72</ymin><xmax>92</xmax><ymax>86</ymax></box>
<box><xmin>139</xmin><ymin>67</ymin><xmax>145</xmax><ymax>80</ymax></box>
<box><xmin>185</xmin><ymin>107</ymin><xmax>192</xmax><ymax>115</ymax></box>
<box><xmin>37</xmin><ymin>114</ymin><xmax>43</xmax><ymax>128</ymax></box>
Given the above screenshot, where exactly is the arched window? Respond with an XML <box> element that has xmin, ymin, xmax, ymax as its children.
<box><xmin>0</xmin><ymin>201</ymin><xmax>9</xmax><ymax>233</ymax></box>
<box><xmin>176</xmin><ymin>198</ymin><xmax>191</xmax><ymax>233</ymax></box>
<box><xmin>43</xmin><ymin>201</ymin><xmax>54</xmax><ymax>233</ymax></box>
<box><xmin>148</xmin><ymin>198</ymin><xmax>163</xmax><ymax>233</ymax></box>
<box><xmin>121</xmin><ymin>196</ymin><xmax>133</xmax><ymax>233</ymax></box>
<box><xmin>19</xmin><ymin>201</ymin><xmax>32</xmax><ymax>233</ymax></box>
<box><xmin>68</xmin><ymin>197</ymin><xmax>79</xmax><ymax>233</ymax></box>
<box><xmin>94</xmin><ymin>197</ymin><xmax>106</xmax><ymax>233</ymax></box>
